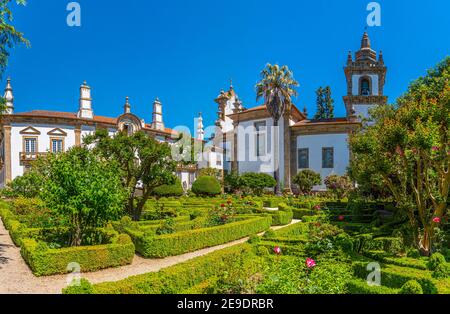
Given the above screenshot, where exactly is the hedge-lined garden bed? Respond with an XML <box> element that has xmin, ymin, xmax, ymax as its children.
<box><xmin>63</xmin><ymin>243</ymin><xmax>260</xmax><ymax>294</ymax></box>
<box><xmin>20</xmin><ymin>228</ymin><xmax>135</xmax><ymax>276</ymax></box>
<box><xmin>122</xmin><ymin>216</ymin><xmax>272</xmax><ymax>258</ymax></box>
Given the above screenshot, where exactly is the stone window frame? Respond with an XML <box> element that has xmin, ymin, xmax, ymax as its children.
<box><xmin>359</xmin><ymin>76</ymin><xmax>373</xmax><ymax>96</ymax></box>
<box><xmin>22</xmin><ymin>136</ymin><xmax>38</xmax><ymax>154</ymax></box>
<box><xmin>50</xmin><ymin>137</ymin><xmax>65</xmax><ymax>153</ymax></box>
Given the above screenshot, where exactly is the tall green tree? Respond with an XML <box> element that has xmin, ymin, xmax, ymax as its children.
<box><xmin>84</xmin><ymin>129</ymin><xmax>177</xmax><ymax>221</ymax></box>
<box><xmin>313</xmin><ymin>86</ymin><xmax>334</xmax><ymax>119</ymax></box>
<box><xmin>349</xmin><ymin>57</ymin><xmax>450</xmax><ymax>256</ymax></box>
<box><xmin>39</xmin><ymin>147</ymin><xmax>127</xmax><ymax>246</ymax></box>
<box><xmin>0</xmin><ymin>0</ymin><xmax>29</xmax><ymax>75</ymax></box>
<box><xmin>256</xmin><ymin>63</ymin><xmax>299</xmax><ymax>194</ymax></box>
<box><xmin>1</xmin><ymin>0</ymin><xmax>29</xmax><ymax>112</ymax></box>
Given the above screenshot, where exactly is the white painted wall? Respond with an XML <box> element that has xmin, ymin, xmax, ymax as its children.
<box><xmin>9</xmin><ymin>123</ymin><xmax>77</xmax><ymax>179</ymax></box>
<box><xmin>236</xmin><ymin>117</ymin><xmax>285</xmax><ymax>184</ymax></box>
<box><xmin>296</xmin><ymin>133</ymin><xmax>350</xmax><ymax>190</ymax></box>
<box><xmin>353</xmin><ymin>104</ymin><xmax>377</xmax><ymax>121</ymax></box>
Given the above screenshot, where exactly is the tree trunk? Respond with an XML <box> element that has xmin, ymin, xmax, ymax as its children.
<box><xmin>419</xmin><ymin>225</ymin><xmax>432</xmax><ymax>256</ymax></box>
<box><xmin>71</xmin><ymin>222</ymin><xmax>82</xmax><ymax>247</ymax></box>
<box><xmin>273</xmin><ymin>119</ymin><xmax>280</xmax><ymax>195</ymax></box>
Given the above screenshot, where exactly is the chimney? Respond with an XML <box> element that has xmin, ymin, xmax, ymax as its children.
<box><xmin>77</xmin><ymin>81</ymin><xmax>93</xmax><ymax>119</ymax></box>
<box><xmin>196</xmin><ymin>112</ymin><xmax>204</xmax><ymax>141</ymax></box>
<box><xmin>151</xmin><ymin>97</ymin><xmax>164</xmax><ymax>131</ymax></box>
<box><xmin>3</xmin><ymin>78</ymin><xmax>14</xmax><ymax>114</ymax></box>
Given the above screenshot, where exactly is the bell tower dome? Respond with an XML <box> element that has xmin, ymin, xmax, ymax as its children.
<box><xmin>343</xmin><ymin>32</ymin><xmax>387</xmax><ymax>120</ymax></box>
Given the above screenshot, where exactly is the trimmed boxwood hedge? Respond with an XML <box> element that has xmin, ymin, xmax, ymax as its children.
<box><xmin>63</xmin><ymin>243</ymin><xmax>259</xmax><ymax>294</ymax></box>
<box><xmin>123</xmin><ymin>216</ymin><xmax>272</xmax><ymax>258</ymax></box>
<box><xmin>20</xmin><ymin>229</ymin><xmax>135</xmax><ymax>276</ymax></box>
<box><xmin>269</xmin><ymin>210</ymin><xmax>293</xmax><ymax>226</ymax></box>
<box><xmin>291</xmin><ymin>208</ymin><xmax>315</xmax><ymax>220</ymax></box>
<box><xmin>352</xmin><ymin>261</ymin><xmax>448</xmax><ymax>294</ymax></box>
<box><xmin>346</xmin><ymin>279</ymin><xmax>398</xmax><ymax>294</ymax></box>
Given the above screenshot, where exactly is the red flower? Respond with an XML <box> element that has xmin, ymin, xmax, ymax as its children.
<box><xmin>306</xmin><ymin>258</ymin><xmax>316</xmax><ymax>268</ymax></box>
<box><xmin>273</xmin><ymin>246</ymin><xmax>281</xmax><ymax>255</ymax></box>
<box><xmin>432</xmin><ymin>146</ymin><xmax>440</xmax><ymax>152</ymax></box>
<box><xmin>314</xmin><ymin>205</ymin><xmax>321</xmax><ymax>210</ymax></box>
<box><xmin>338</xmin><ymin>215</ymin><xmax>345</xmax><ymax>221</ymax></box>
<box><xmin>220</xmin><ymin>203</ymin><xmax>225</xmax><ymax>208</ymax></box>
<box><xmin>433</xmin><ymin>217</ymin><xmax>441</xmax><ymax>223</ymax></box>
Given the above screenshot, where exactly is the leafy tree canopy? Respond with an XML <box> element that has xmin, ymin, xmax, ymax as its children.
<box><xmin>84</xmin><ymin>129</ymin><xmax>177</xmax><ymax>221</ymax></box>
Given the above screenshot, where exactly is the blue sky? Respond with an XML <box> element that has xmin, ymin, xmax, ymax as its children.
<box><xmin>2</xmin><ymin>0</ymin><xmax>450</xmax><ymax>133</ymax></box>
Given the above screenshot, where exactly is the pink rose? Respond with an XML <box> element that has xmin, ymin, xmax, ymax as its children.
<box><xmin>273</xmin><ymin>246</ymin><xmax>281</xmax><ymax>255</ymax></box>
<box><xmin>314</xmin><ymin>205</ymin><xmax>321</xmax><ymax>210</ymax></box>
<box><xmin>338</xmin><ymin>215</ymin><xmax>345</xmax><ymax>221</ymax></box>
<box><xmin>432</xmin><ymin>146</ymin><xmax>440</xmax><ymax>152</ymax></box>
<box><xmin>433</xmin><ymin>217</ymin><xmax>441</xmax><ymax>223</ymax></box>
<box><xmin>306</xmin><ymin>258</ymin><xmax>316</xmax><ymax>268</ymax></box>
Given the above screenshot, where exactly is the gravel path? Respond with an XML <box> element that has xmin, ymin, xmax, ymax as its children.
<box><xmin>0</xmin><ymin>218</ymin><xmax>301</xmax><ymax>294</ymax></box>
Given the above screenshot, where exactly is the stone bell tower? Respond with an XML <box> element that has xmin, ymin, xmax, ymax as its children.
<box><xmin>343</xmin><ymin>32</ymin><xmax>387</xmax><ymax>120</ymax></box>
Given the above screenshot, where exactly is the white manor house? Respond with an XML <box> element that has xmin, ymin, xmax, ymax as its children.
<box><xmin>0</xmin><ymin>32</ymin><xmax>387</xmax><ymax>191</ymax></box>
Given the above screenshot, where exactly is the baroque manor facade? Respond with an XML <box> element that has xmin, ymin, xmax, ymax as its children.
<box><xmin>0</xmin><ymin>32</ymin><xmax>386</xmax><ymax>191</ymax></box>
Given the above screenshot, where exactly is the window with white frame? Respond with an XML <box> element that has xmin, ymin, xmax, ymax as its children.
<box><xmin>254</xmin><ymin>121</ymin><xmax>266</xmax><ymax>157</ymax></box>
<box><xmin>24</xmin><ymin>137</ymin><xmax>37</xmax><ymax>153</ymax></box>
<box><xmin>51</xmin><ymin>138</ymin><xmax>64</xmax><ymax>153</ymax></box>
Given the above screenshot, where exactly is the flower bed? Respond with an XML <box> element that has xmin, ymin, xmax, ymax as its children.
<box><xmin>122</xmin><ymin>215</ymin><xmax>272</xmax><ymax>258</ymax></box>
<box><xmin>63</xmin><ymin>243</ymin><xmax>259</xmax><ymax>294</ymax></box>
<box><xmin>20</xmin><ymin>228</ymin><xmax>135</xmax><ymax>276</ymax></box>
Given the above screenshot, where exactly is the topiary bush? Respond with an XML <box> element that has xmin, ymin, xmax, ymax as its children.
<box><xmin>427</xmin><ymin>252</ymin><xmax>446</xmax><ymax>271</ymax></box>
<box><xmin>152</xmin><ymin>179</ymin><xmax>184</xmax><ymax>197</ymax></box>
<box><xmin>292</xmin><ymin>170</ymin><xmax>321</xmax><ymax>194</ymax></box>
<box><xmin>399</xmin><ymin>280</ymin><xmax>423</xmax><ymax>294</ymax></box>
<box><xmin>191</xmin><ymin>176</ymin><xmax>221</xmax><ymax>196</ymax></box>
<box><xmin>432</xmin><ymin>263</ymin><xmax>450</xmax><ymax>279</ymax></box>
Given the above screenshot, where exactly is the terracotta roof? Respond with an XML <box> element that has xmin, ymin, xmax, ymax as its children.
<box><xmin>292</xmin><ymin>117</ymin><xmax>359</xmax><ymax>127</ymax></box>
<box><xmin>16</xmin><ymin>110</ymin><xmax>117</xmax><ymax>124</ymax></box>
<box><xmin>13</xmin><ymin>110</ymin><xmax>176</xmax><ymax>135</ymax></box>
<box><xmin>228</xmin><ymin>104</ymin><xmax>306</xmax><ymax>121</ymax></box>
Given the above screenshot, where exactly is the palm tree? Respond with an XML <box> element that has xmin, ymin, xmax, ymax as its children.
<box><xmin>256</xmin><ymin>64</ymin><xmax>299</xmax><ymax>194</ymax></box>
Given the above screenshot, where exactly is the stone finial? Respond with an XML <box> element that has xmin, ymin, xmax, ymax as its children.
<box><xmin>347</xmin><ymin>51</ymin><xmax>353</xmax><ymax>65</ymax></box>
<box><xmin>302</xmin><ymin>106</ymin><xmax>308</xmax><ymax>118</ymax></box>
<box><xmin>3</xmin><ymin>77</ymin><xmax>14</xmax><ymax>114</ymax></box>
<box><xmin>379</xmin><ymin>50</ymin><xmax>384</xmax><ymax>64</ymax></box>
<box><xmin>124</xmin><ymin>96</ymin><xmax>131</xmax><ymax>114</ymax></box>
<box><xmin>361</xmin><ymin>31</ymin><xmax>371</xmax><ymax>49</ymax></box>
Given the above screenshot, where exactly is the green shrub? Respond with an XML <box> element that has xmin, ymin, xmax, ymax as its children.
<box><xmin>292</xmin><ymin>170</ymin><xmax>321</xmax><ymax>194</ymax></box>
<box><xmin>126</xmin><ymin>216</ymin><xmax>272</xmax><ymax>258</ymax></box>
<box><xmin>399</xmin><ymin>280</ymin><xmax>423</xmax><ymax>294</ymax></box>
<box><xmin>62</xmin><ymin>279</ymin><xmax>94</xmax><ymax>294</ymax></box>
<box><xmin>365</xmin><ymin>237</ymin><xmax>404</xmax><ymax>255</ymax></box>
<box><xmin>291</xmin><ymin>208</ymin><xmax>315</xmax><ymax>219</ymax></box>
<box><xmin>268</xmin><ymin>210</ymin><xmax>293</xmax><ymax>226</ymax></box>
<box><xmin>238</xmin><ymin>173</ymin><xmax>276</xmax><ymax>196</ymax></box>
<box><xmin>256</xmin><ymin>246</ymin><xmax>269</xmax><ymax>256</ymax></box>
<box><xmin>247</xmin><ymin>234</ymin><xmax>261</xmax><ymax>244</ymax></box>
<box><xmin>352</xmin><ymin>262</ymin><xmax>438</xmax><ymax>294</ymax></box>
<box><xmin>432</xmin><ymin>263</ymin><xmax>450</xmax><ymax>279</ymax></box>
<box><xmin>346</xmin><ymin>279</ymin><xmax>398</xmax><ymax>294</ymax></box>
<box><xmin>406</xmin><ymin>248</ymin><xmax>421</xmax><ymax>258</ymax></box>
<box><xmin>64</xmin><ymin>244</ymin><xmax>257</xmax><ymax>294</ymax></box>
<box><xmin>427</xmin><ymin>253</ymin><xmax>446</xmax><ymax>271</ymax></box>
<box><xmin>263</xmin><ymin>230</ymin><xmax>276</xmax><ymax>239</ymax></box>
<box><xmin>191</xmin><ymin>176</ymin><xmax>221</xmax><ymax>196</ymax></box>
<box><xmin>152</xmin><ymin>179</ymin><xmax>184</xmax><ymax>197</ymax></box>
<box><xmin>20</xmin><ymin>231</ymin><xmax>135</xmax><ymax>276</ymax></box>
